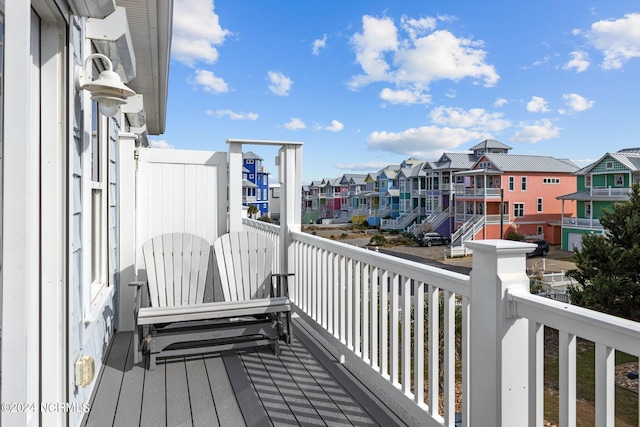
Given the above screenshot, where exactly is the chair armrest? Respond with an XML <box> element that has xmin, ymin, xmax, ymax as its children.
<box><xmin>271</xmin><ymin>273</ymin><xmax>294</xmax><ymax>298</ymax></box>
<box><xmin>129</xmin><ymin>281</ymin><xmax>150</xmax><ymax>323</ymax></box>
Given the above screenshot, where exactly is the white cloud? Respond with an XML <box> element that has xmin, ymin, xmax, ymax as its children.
<box><xmin>366</xmin><ymin>126</ymin><xmax>480</xmax><ymax>158</ymax></box>
<box><xmin>561</xmin><ymin>93</ymin><xmax>594</xmax><ymax>113</ymax></box>
<box><xmin>430</xmin><ymin>106</ymin><xmax>511</xmax><ymax>133</ymax></box>
<box><xmin>172</xmin><ymin>0</ymin><xmax>230</xmax><ymax>66</ymax></box>
<box><xmin>268</xmin><ymin>71</ymin><xmax>293</xmax><ymax>96</ymax></box>
<box><xmin>316</xmin><ymin>120</ymin><xmax>344</xmax><ymax>132</ymax></box>
<box><xmin>349</xmin><ymin>15</ymin><xmax>499</xmax><ymax>103</ymax></box>
<box><xmin>379</xmin><ymin>88</ymin><xmax>431</xmax><ymax>105</ymax></box>
<box><xmin>494</xmin><ymin>98</ymin><xmax>508</xmax><ymax>107</ymax></box>
<box><xmin>526</xmin><ymin>96</ymin><xmax>549</xmax><ymax>113</ymax></box>
<box><xmin>206</xmin><ymin>109</ymin><xmax>258</xmax><ymax>120</ymax></box>
<box><xmin>312</xmin><ymin>34</ymin><xmax>327</xmax><ymax>56</ymax></box>
<box><xmin>511</xmin><ymin>119</ymin><xmax>561</xmax><ymax>143</ymax></box>
<box><xmin>334</xmin><ymin>161</ymin><xmax>393</xmax><ymax>171</ymax></box>
<box><xmin>585</xmin><ymin>13</ymin><xmax>640</xmax><ymax>70</ymax></box>
<box><xmin>149</xmin><ymin>139</ymin><xmax>173</xmax><ymax>149</ymax></box>
<box><xmin>563</xmin><ymin>51</ymin><xmax>590</xmax><ymax>73</ymax></box>
<box><xmin>283</xmin><ymin>118</ymin><xmax>306</xmax><ymax>130</ymax></box>
<box><xmin>190</xmin><ymin>69</ymin><xmax>229</xmax><ymax>93</ymax></box>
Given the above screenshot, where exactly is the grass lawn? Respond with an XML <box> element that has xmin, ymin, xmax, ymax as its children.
<box><xmin>544</xmin><ymin>332</ymin><xmax>638</xmax><ymax>426</ymax></box>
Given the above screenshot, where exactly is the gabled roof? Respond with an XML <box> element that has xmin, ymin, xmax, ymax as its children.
<box><xmin>242</xmin><ymin>179</ymin><xmax>257</xmax><ymax>188</ymax></box>
<box><xmin>340</xmin><ymin>174</ymin><xmax>367</xmax><ymax>185</ymax></box>
<box><xmin>477</xmin><ymin>153</ymin><xmax>579</xmax><ymax>173</ymax></box>
<box><xmin>469</xmin><ymin>139</ymin><xmax>512</xmax><ymax>152</ymax></box>
<box><xmin>243</xmin><ymin>151</ymin><xmax>263</xmax><ymax>160</ymax></box>
<box><xmin>385</xmin><ymin>189</ymin><xmax>400</xmax><ymax>197</ymax></box>
<box><xmin>576</xmin><ymin>148</ymin><xmax>640</xmax><ymax>175</ymax></box>
<box><xmin>380</xmin><ymin>168</ymin><xmax>400</xmax><ymax>179</ymax></box>
<box><xmin>348</xmin><ymin>175</ymin><xmax>368</xmax><ymax>185</ymax></box>
<box><xmin>436</xmin><ymin>152</ymin><xmax>478</xmax><ymax>170</ymax></box>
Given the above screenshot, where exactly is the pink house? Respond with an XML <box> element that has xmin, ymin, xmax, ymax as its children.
<box><xmin>453</xmin><ymin>153</ymin><xmax>578</xmax><ymax>244</ymax></box>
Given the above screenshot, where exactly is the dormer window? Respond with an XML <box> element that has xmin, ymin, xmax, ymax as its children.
<box><xmin>605</xmin><ymin>161</ymin><xmax>613</xmax><ymax>169</ymax></box>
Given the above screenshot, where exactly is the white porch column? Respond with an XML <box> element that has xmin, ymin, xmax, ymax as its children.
<box><xmin>228</xmin><ymin>141</ymin><xmax>243</xmax><ymax>232</ymax></box>
<box><xmin>278</xmin><ymin>143</ymin><xmax>302</xmax><ymax>275</ymax></box>
<box><xmin>466</xmin><ymin>239</ymin><xmax>535</xmax><ymax>426</ymax></box>
<box><xmin>2</xmin><ymin>2</ymin><xmax>40</xmax><ymax>426</ymax></box>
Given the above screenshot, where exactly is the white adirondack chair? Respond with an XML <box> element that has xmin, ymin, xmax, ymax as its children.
<box><xmin>132</xmin><ymin>231</ymin><xmax>291</xmax><ymax>369</ymax></box>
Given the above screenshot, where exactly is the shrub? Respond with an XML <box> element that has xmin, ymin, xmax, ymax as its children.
<box><xmin>369</xmin><ymin>234</ymin><xmax>387</xmax><ymax>246</ymax></box>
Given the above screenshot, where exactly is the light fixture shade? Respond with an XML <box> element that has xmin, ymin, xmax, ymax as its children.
<box><xmin>76</xmin><ymin>53</ymin><xmax>136</xmax><ymax>117</ymax></box>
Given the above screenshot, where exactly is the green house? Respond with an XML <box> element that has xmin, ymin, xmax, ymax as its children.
<box><xmin>558</xmin><ymin>148</ymin><xmax>640</xmax><ymax>250</ymax></box>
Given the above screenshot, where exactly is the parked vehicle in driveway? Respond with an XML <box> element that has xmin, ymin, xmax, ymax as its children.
<box><xmin>526</xmin><ymin>240</ymin><xmax>550</xmax><ymax>257</ymax></box>
<box><xmin>415</xmin><ymin>232</ymin><xmax>450</xmax><ymax>247</ymax></box>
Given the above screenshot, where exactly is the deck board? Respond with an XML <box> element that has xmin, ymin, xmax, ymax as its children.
<box><xmin>83</xmin><ymin>322</ymin><xmax>406</xmax><ymax>427</ymax></box>
<box><xmin>165</xmin><ymin>359</ymin><xmax>192</xmax><ymax>427</ymax></box>
<box><xmin>112</xmin><ymin>335</ymin><xmax>144</xmax><ymax>427</ymax></box>
<box><xmin>185</xmin><ymin>356</ymin><xmax>218</xmax><ymax>427</ymax></box>
<box><xmin>204</xmin><ymin>354</ymin><xmax>246</xmax><ymax>426</ymax></box>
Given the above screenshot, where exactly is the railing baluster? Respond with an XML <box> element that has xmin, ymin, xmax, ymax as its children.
<box><xmin>354</xmin><ymin>260</ymin><xmax>362</xmax><ymax>357</ymax></box>
<box><xmin>390</xmin><ymin>273</ymin><xmax>400</xmax><ymax>386</ymax></box>
<box><xmin>380</xmin><ymin>270</ymin><xmax>389</xmax><ymax>378</ymax></box>
<box><xmin>346</xmin><ymin>258</ymin><xmax>354</xmax><ymax>351</ymax></box>
<box><xmin>595</xmin><ymin>343</ymin><xmax>614</xmax><ymax>426</ymax></box>
<box><xmin>529</xmin><ymin>322</ymin><xmax>544</xmax><ymax>427</ymax></box>
<box><xmin>414</xmin><ymin>281</ymin><xmax>425</xmax><ymax>406</ymax></box>
<box><xmin>428</xmin><ymin>284</ymin><xmax>439</xmax><ymax>415</ymax></box>
<box><xmin>461</xmin><ymin>295</ymin><xmax>469</xmax><ymax>427</ymax></box>
<box><xmin>371</xmin><ymin>267</ymin><xmax>379</xmax><ymax>371</ymax></box>
<box><xmin>362</xmin><ymin>263</ymin><xmax>370</xmax><ymax>363</ymax></box>
<box><xmin>339</xmin><ymin>255</ymin><xmax>346</xmax><ymax>344</ymax></box>
<box><xmin>443</xmin><ymin>290</ymin><xmax>455</xmax><ymax>425</ymax></box>
<box><xmin>559</xmin><ymin>331</ymin><xmax>576</xmax><ymax>426</ymax></box>
<box><xmin>401</xmin><ymin>276</ymin><xmax>411</xmax><ymax>395</ymax></box>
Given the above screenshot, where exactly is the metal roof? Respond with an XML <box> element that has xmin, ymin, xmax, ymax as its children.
<box><xmin>469</xmin><ymin>139</ymin><xmax>512</xmax><ymax>152</ymax></box>
<box><xmin>243</xmin><ymin>151</ymin><xmax>264</xmax><ymax>160</ymax></box>
<box><xmin>575</xmin><ymin>149</ymin><xmax>640</xmax><ymax>175</ymax></box>
<box><xmin>557</xmin><ymin>189</ymin><xmax>631</xmax><ymax>202</ymax></box>
<box><xmin>436</xmin><ymin>152</ymin><xmax>478</xmax><ymax>170</ymax></box>
<box><xmin>479</xmin><ymin>153</ymin><xmax>579</xmax><ymax>173</ymax></box>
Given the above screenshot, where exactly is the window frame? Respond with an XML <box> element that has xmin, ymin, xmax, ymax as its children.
<box><xmin>521</xmin><ymin>176</ymin><xmax>527</xmax><ymax>191</ymax></box>
<box><xmin>514</xmin><ymin>202</ymin><xmax>525</xmax><ymax>218</ymax></box>
<box><xmin>508</xmin><ymin>176</ymin><xmax>514</xmax><ymax>191</ymax></box>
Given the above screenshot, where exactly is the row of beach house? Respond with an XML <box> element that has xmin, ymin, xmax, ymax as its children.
<box><xmin>301</xmin><ymin>139</ymin><xmax>640</xmax><ymax>251</ymax></box>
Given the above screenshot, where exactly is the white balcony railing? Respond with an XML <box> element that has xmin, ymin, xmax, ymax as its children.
<box><xmin>562</xmin><ymin>216</ymin><xmax>603</xmax><ymax>229</ymax></box>
<box><xmin>454</xmin><ymin>186</ymin><xmax>502</xmax><ymax>198</ymax></box>
<box><xmin>243</xmin><ymin>218</ymin><xmax>640</xmax><ymax>427</ymax></box>
<box><xmin>590</xmin><ymin>186</ymin><xmax>632</xmax><ymax>197</ymax></box>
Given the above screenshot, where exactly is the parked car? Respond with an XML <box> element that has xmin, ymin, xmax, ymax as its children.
<box><xmin>526</xmin><ymin>240</ymin><xmax>550</xmax><ymax>257</ymax></box>
<box><xmin>415</xmin><ymin>232</ymin><xmax>450</xmax><ymax>247</ymax></box>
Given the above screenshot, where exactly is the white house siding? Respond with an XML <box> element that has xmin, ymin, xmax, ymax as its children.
<box><xmin>67</xmin><ymin>15</ymin><xmax>117</xmax><ymax>427</ymax></box>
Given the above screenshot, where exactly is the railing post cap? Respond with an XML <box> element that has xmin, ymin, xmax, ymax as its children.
<box><xmin>465</xmin><ymin>239</ymin><xmax>535</xmax><ymax>255</ymax></box>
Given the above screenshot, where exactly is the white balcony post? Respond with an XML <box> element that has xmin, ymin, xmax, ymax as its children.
<box><xmin>466</xmin><ymin>239</ymin><xmax>535</xmax><ymax>426</ymax></box>
<box><xmin>228</xmin><ymin>141</ymin><xmax>243</xmax><ymax>232</ymax></box>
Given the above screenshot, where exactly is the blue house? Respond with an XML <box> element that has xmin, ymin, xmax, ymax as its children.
<box><xmin>243</xmin><ymin>151</ymin><xmax>270</xmax><ymax>217</ymax></box>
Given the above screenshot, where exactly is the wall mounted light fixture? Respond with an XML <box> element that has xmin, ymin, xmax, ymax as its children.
<box><xmin>75</xmin><ymin>53</ymin><xmax>136</xmax><ymax>117</ymax></box>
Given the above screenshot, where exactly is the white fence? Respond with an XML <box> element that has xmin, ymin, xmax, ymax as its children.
<box><xmin>243</xmin><ymin>220</ymin><xmax>640</xmax><ymax>426</ymax></box>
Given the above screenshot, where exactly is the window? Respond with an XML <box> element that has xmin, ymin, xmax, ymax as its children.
<box><xmin>615</xmin><ymin>174</ymin><xmax>624</xmax><ymax>186</ymax></box>
<box><xmin>249</xmin><ymin>174</ymin><xmax>254</xmax><ymax>179</ymax></box>
<box><xmin>508</xmin><ymin>176</ymin><xmax>514</xmax><ymax>191</ymax></box>
<box><xmin>605</xmin><ymin>161</ymin><xmax>613</xmax><ymax>169</ymax></box>
<box><xmin>521</xmin><ymin>177</ymin><xmax>527</xmax><ymax>191</ymax></box>
<box><xmin>514</xmin><ymin>203</ymin><xmax>524</xmax><ymax>217</ymax></box>
<box><xmin>537</xmin><ymin>226</ymin><xmax>543</xmax><ymax>235</ymax></box>
<box><xmin>263</xmin><ymin>175</ymin><xmax>267</xmax><ymax>185</ymax></box>
<box><xmin>537</xmin><ymin>197</ymin><xmax>543</xmax><ymax>212</ymax></box>
<box><xmin>585</xmin><ymin>202</ymin><xmax>591</xmax><ymax>217</ymax></box>
<box><xmin>585</xmin><ymin>174</ymin><xmax>591</xmax><ymax>187</ymax></box>
<box><xmin>543</xmin><ymin>178</ymin><xmax>560</xmax><ymax>184</ymax></box>
<box><xmin>263</xmin><ymin>189</ymin><xmax>267</xmax><ymax>200</ymax></box>
<box><xmin>246</xmin><ymin>159</ymin><xmax>254</xmax><ymax>164</ymax></box>
<box><xmin>89</xmin><ymin>101</ymin><xmax>108</xmax><ymax>306</ymax></box>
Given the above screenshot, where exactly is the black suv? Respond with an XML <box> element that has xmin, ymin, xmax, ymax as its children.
<box><xmin>526</xmin><ymin>240</ymin><xmax>550</xmax><ymax>257</ymax></box>
<box><xmin>415</xmin><ymin>232</ymin><xmax>450</xmax><ymax>247</ymax></box>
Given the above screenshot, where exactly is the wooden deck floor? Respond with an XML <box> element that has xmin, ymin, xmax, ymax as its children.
<box><xmin>82</xmin><ymin>321</ymin><xmax>405</xmax><ymax>427</ymax></box>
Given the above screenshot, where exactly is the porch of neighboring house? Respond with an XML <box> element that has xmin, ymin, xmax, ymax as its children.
<box><xmin>82</xmin><ymin>321</ymin><xmax>405</xmax><ymax>427</ymax></box>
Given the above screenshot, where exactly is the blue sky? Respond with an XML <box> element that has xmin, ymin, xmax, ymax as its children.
<box><xmin>153</xmin><ymin>0</ymin><xmax>640</xmax><ymax>184</ymax></box>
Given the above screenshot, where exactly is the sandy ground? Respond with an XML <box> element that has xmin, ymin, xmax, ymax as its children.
<box><xmin>302</xmin><ymin>224</ymin><xmax>576</xmax><ymax>274</ymax></box>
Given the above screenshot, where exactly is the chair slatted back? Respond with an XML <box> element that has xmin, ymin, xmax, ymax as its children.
<box><xmin>213</xmin><ymin>231</ymin><xmax>274</xmax><ymax>301</ymax></box>
<box><xmin>142</xmin><ymin>233</ymin><xmax>210</xmax><ymax>308</ymax></box>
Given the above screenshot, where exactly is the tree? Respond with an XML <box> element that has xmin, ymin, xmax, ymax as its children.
<box><xmin>567</xmin><ymin>184</ymin><xmax>640</xmax><ymax>321</ymax></box>
<box><xmin>247</xmin><ymin>205</ymin><xmax>259</xmax><ymax>219</ymax></box>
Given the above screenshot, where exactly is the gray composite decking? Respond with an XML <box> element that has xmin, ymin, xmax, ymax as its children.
<box><xmin>82</xmin><ymin>320</ymin><xmax>406</xmax><ymax>427</ymax></box>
